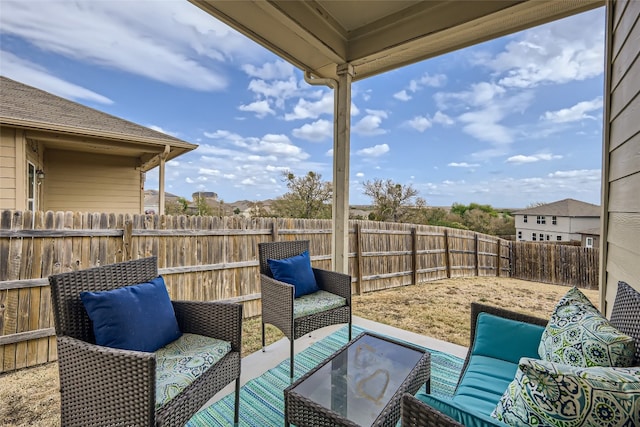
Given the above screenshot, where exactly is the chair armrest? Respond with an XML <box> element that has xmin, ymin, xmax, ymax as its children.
<box><xmin>402</xmin><ymin>393</ymin><xmax>464</xmax><ymax>427</ymax></box>
<box><xmin>313</xmin><ymin>268</ymin><xmax>352</xmax><ymax>303</ymax></box>
<box><xmin>56</xmin><ymin>335</ymin><xmax>156</xmax><ymax>426</ymax></box>
<box><xmin>260</xmin><ymin>274</ymin><xmax>295</xmax><ymax>338</ymax></box>
<box><xmin>172</xmin><ymin>301</ymin><xmax>243</xmax><ymax>352</ymax></box>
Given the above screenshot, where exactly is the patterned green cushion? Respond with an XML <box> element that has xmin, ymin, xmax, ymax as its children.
<box><xmin>293</xmin><ymin>290</ymin><xmax>346</xmax><ymax>319</ymax></box>
<box><xmin>492</xmin><ymin>357</ymin><xmax>640</xmax><ymax>427</ymax></box>
<box><xmin>155</xmin><ymin>333</ymin><xmax>231</xmax><ymax>408</ymax></box>
<box><xmin>538</xmin><ymin>287</ymin><xmax>636</xmax><ymax>367</ymax></box>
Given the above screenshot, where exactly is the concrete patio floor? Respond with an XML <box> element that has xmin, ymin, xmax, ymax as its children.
<box><xmin>201</xmin><ymin>315</ymin><xmax>468</xmax><ymax>410</ymax></box>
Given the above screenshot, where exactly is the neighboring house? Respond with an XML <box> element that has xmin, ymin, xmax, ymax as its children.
<box><xmin>578</xmin><ymin>228</ymin><xmax>600</xmax><ymax>248</ymax></box>
<box><xmin>513</xmin><ymin>199</ymin><xmax>600</xmax><ymax>243</ymax></box>
<box><xmin>0</xmin><ymin>76</ymin><xmax>197</xmax><ymax>214</ymax></box>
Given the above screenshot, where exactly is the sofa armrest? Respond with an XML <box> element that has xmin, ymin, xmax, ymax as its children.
<box><xmin>402</xmin><ymin>393</ymin><xmax>464</xmax><ymax>427</ymax></box>
<box><xmin>57</xmin><ymin>335</ymin><xmax>156</xmax><ymax>426</ymax></box>
<box><xmin>172</xmin><ymin>300</ymin><xmax>243</xmax><ymax>352</ymax></box>
<box><xmin>313</xmin><ymin>268</ymin><xmax>352</xmax><ymax>303</ymax></box>
<box><xmin>403</xmin><ymin>392</ymin><xmax>509</xmax><ymax>427</ymax></box>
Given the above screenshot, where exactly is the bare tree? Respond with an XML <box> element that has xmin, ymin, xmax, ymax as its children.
<box><xmin>271</xmin><ymin>171</ymin><xmax>332</xmax><ymax>219</ymax></box>
<box><xmin>362</xmin><ymin>178</ymin><xmax>419</xmax><ymax>222</ymax></box>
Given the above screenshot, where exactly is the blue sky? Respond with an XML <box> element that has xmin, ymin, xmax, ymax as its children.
<box><xmin>0</xmin><ymin>1</ymin><xmax>605</xmax><ymax>208</ymax></box>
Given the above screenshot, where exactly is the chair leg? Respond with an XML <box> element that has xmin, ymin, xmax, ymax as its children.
<box><xmin>348</xmin><ymin>321</ymin><xmax>352</xmax><ymax>341</ymax></box>
<box><xmin>261</xmin><ymin>321</ymin><xmax>266</xmax><ymax>352</ymax></box>
<box><xmin>290</xmin><ymin>338</ymin><xmax>295</xmax><ymax>381</ymax></box>
<box><xmin>234</xmin><ymin>377</ymin><xmax>240</xmax><ymax>427</ymax></box>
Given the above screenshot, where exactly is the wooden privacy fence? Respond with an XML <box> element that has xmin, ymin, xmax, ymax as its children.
<box><xmin>0</xmin><ymin>210</ymin><xmax>595</xmax><ymax>372</ymax></box>
<box><xmin>510</xmin><ymin>242</ymin><xmax>599</xmax><ymax>289</ymax></box>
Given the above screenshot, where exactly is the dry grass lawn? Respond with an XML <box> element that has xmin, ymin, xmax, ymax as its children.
<box><xmin>0</xmin><ymin>277</ymin><xmax>598</xmax><ymax>427</ymax></box>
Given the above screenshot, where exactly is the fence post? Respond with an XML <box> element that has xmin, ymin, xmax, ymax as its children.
<box><xmin>444</xmin><ymin>228</ymin><xmax>451</xmax><ymax>278</ymax></box>
<box><xmin>411</xmin><ymin>227</ymin><xmax>417</xmax><ymax>286</ymax></box>
<box><xmin>496</xmin><ymin>239</ymin><xmax>501</xmax><ymax>277</ymax></box>
<box><xmin>122</xmin><ymin>219</ymin><xmax>133</xmax><ymax>261</ymax></box>
<box><xmin>474</xmin><ymin>233</ymin><xmax>480</xmax><ymax>277</ymax></box>
<box><xmin>355</xmin><ymin>223</ymin><xmax>364</xmax><ymax>295</ymax></box>
<box><xmin>271</xmin><ymin>220</ymin><xmax>279</xmax><ymax>241</ymax></box>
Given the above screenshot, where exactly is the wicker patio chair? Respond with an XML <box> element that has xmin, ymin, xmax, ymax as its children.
<box><xmin>49</xmin><ymin>256</ymin><xmax>242</xmax><ymax>427</ymax></box>
<box><xmin>258</xmin><ymin>240</ymin><xmax>352</xmax><ymax>379</ymax></box>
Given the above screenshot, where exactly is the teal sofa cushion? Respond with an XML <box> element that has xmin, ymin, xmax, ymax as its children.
<box><xmin>471</xmin><ymin>312</ymin><xmax>545</xmax><ymax>363</ymax></box>
<box><xmin>454</xmin><ymin>355</ymin><xmax>519</xmax><ymax>416</ymax></box>
<box><xmin>293</xmin><ymin>290</ymin><xmax>346</xmax><ymax>319</ymax></box>
<box><xmin>438</xmin><ymin>312</ymin><xmax>546</xmax><ymax>422</ymax></box>
<box><xmin>415</xmin><ymin>392</ymin><xmax>508</xmax><ymax>427</ymax></box>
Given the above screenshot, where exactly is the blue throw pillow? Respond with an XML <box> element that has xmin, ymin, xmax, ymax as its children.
<box><xmin>267</xmin><ymin>250</ymin><xmax>319</xmax><ymax>298</ymax></box>
<box><xmin>80</xmin><ymin>276</ymin><xmax>182</xmax><ymax>352</ymax></box>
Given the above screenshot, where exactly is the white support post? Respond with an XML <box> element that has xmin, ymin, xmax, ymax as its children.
<box><xmin>158</xmin><ymin>145</ymin><xmax>170</xmax><ymax>215</ymax></box>
<box><xmin>332</xmin><ymin>64</ymin><xmax>354</xmax><ymax>274</ymax></box>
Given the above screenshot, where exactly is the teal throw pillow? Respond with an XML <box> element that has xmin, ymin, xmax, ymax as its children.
<box><xmin>492</xmin><ymin>357</ymin><xmax>640</xmax><ymax>427</ymax></box>
<box><xmin>267</xmin><ymin>250</ymin><xmax>319</xmax><ymax>298</ymax></box>
<box><xmin>538</xmin><ymin>287</ymin><xmax>636</xmax><ymax>367</ymax></box>
<box><xmin>80</xmin><ymin>276</ymin><xmax>182</xmax><ymax>352</ymax></box>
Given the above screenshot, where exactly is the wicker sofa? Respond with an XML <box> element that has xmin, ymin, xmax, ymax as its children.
<box><xmin>402</xmin><ymin>281</ymin><xmax>640</xmax><ymax>427</ymax></box>
<box><xmin>49</xmin><ymin>257</ymin><xmax>242</xmax><ymax>427</ymax></box>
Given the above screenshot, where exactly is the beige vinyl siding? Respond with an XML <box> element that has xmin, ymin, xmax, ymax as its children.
<box><xmin>43</xmin><ymin>149</ymin><xmax>142</xmax><ymax>214</ymax></box>
<box><xmin>0</xmin><ymin>127</ymin><xmax>18</xmax><ymax>209</ymax></box>
<box><xmin>602</xmin><ymin>0</ymin><xmax>640</xmax><ymax>314</ymax></box>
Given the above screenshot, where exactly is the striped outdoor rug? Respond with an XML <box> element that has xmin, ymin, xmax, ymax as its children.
<box><xmin>187</xmin><ymin>325</ymin><xmax>463</xmax><ymax>427</ymax></box>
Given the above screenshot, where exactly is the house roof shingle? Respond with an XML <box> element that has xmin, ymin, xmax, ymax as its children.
<box><xmin>0</xmin><ymin>76</ymin><xmax>195</xmax><ymax>149</ymax></box>
<box><xmin>513</xmin><ymin>198</ymin><xmax>600</xmax><ymax>217</ymax></box>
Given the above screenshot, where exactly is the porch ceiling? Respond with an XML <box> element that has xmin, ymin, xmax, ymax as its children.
<box><xmin>189</xmin><ymin>0</ymin><xmax>603</xmax><ymax>81</ymax></box>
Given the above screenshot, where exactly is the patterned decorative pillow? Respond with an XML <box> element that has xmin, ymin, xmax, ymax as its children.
<box><xmin>492</xmin><ymin>358</ymin><xmax>640</xmax><ymax>427</ymax></box>
<box><xmin>538</xmin><ymin>287</ymin><xmax>636</xmax><ymax>367</ymax></box>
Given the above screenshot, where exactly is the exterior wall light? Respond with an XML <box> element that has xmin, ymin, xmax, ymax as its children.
<box><xmin>36</xmin><ymin>169</ymin><xmax>45</xmax><ymax>179</ymax></box>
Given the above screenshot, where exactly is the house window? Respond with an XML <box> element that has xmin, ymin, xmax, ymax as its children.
<box><xmin>537</xmin><ymin>215</ymin><xmax>546</xmax><ymax>224</ymax></box>
<box><xmin>517</xmin><ymin>231</ymin><xmax>522</xmax><ymax>240</ymax></box>
<box><xmin>546</xmin><ymin>234</ymin><xmax>550</xmax><ymax>241</ymax></box>
<box><xmin>552</xmin><ymin>216</ymin><xmax>557</xmax><ymax>225</ymax></box>
<box><xmin>532</xmin><ymin>233</ymin><xmax>536</xmax><ymax>241</ymax></box>
<box><xmin>27</xmin><ymin>162</ymin><xmax>36</xmax><ymax>211</ymax></box>
<box><xmin>586</xmin><ymin>237</ymin><xmax>594</xmax><ymax>248</ymax></box>
<box><xmin>557</xmin><ymin>236</ymin><xmax>562</xmax><ymax>241</ymax></box>
<box><xmin>523</xmin><ymin>215</ymin><xmax>528</xmax><ymax>223</ymax></box>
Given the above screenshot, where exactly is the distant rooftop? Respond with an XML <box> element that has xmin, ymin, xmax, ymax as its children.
<box><xmin>513</xmin><ymin>198</ymin><xmax>600</xmax><ymax>217</ymax></box>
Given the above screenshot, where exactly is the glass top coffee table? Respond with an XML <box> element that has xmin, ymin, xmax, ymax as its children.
<box><xmin>284</xmin><ymin>332</ymin><xmax>430</xmax><ymax>427</ymax></box>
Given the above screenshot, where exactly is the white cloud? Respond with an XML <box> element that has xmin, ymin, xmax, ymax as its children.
<box><xmin>541</xmin><ymin>97</ymin><xmax>602</xmax><ymax>123</ymax></box>
<box><xmin>448</xmin><ymin>162</ymin><xmax>479</xmax><ymax>168</ymax></box>
<box><xmin>357</xmin><ymin>144</ymin><xmax>390</xmax><ymax>157</ymax></box>
<box><xmin>0</xmin><ymin>0</ymin><xmax>263</xmax><ymax>91</ymax></box>
<box><xmin>292</xmin><ymin>119</ymin><xmax>332</xmax><ymax>142</ymax></box>
<box><xmin>406</xmin><ymin>111</ymin><xmax>454</xmax><ymax>131</ymax></box>
<box><xmin>284</xmin><ymin>91</ymin><xmax>334</xmax><ymax>120</ymax></box>
<box><xmin>394</xmin><ymin>90</ymin><xmax>411</xmax><ymax>101</ymax></box>
<box><xmin>241</xmin><ymin>60</ymin><xmax>294</xmax><ymax>80</ymax></box>
<box><xmin>477</xmin><ymin>9</ymin><xmax>604</xmax><ymax>88</ymax></box>
<box><xmin>353</xmin><ymin>109</ymin><xmax>388</xmax><ymax>136</ymax></box>
<box><xmin>407</xmin><ymin>116</ymin><xmax>432</xmax><ymax>132</ymax></box>
<box><xmin>432</xmin><ymin>111</ymin><xmax>454</xmax><ymax>126</ymax></box>
<box><xmin>356</xmin><ymin>172</ymin><xmax>365</xmax><ymax>177</ymax></box>
<box><xmin>506</xmin><ymin>153</ymin><xmax>563</xmax><ymax>164</ymax></box>
<box><xmin>238</xmin><ymin>100</ymin><xmax>275</xmax><ymax>118</ymax></box>
<box><xmin>0</xmin><ymin>50</ymin><xmax>113</xmax><ymax>104</ymax></box>
<box><xmin>247</xmin><ymin>77</ymin><xmax>302</xmax><ymax>108</ymax></box>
